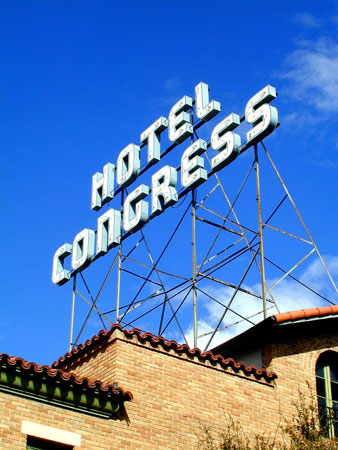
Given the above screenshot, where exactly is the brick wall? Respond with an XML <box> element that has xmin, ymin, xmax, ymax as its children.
<box><xmin>263</xmin><ymin>333</ymin><xmax>338</xmax><ymax>426</ymax></box>
<box><xmin>65</xmin><ymin>331</ymin><xmax>278</xmax><ymax>448</ymax></box>
<box><xmin>0</xmin><ymin>327</ymin><xmax>337</xmax><ymax>449</ymax></box>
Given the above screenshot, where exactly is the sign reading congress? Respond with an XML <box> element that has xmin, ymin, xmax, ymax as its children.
<box><xmin>52</xmin><ymin>83</ymin><xmax>278</xmax><ymax>286</ymax></box>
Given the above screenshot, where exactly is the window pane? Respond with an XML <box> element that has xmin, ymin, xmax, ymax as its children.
<box><xmin>316</xmin><ymin>351</ymin><xmax>338</xmax><ymax>438</ymax></box>
<box><xmin>333</xmin><ymin>403</ymin><xmax>338</xmax><ymax>438</ymax></box>
<box><xmin>26</xmin><ymin>437</ymin><xmax>73</xmax><ymax>450</ymax></box>
<box><xmin>331</xmin><ymin>366</ymin><xmax>338</xmax><ymax>383</ymax></box>
<box><xmin>316</xmin><ymin>360</ymin><xmax>324</xmax><ymax>378</ymax></box>
<box><xmin>318</xmin><ymin>396</ymin><xmax>326</xmax><ymax>407</ymax></box>
<box><xmin>316</xmin><ymin>377</ymin><xmax>325</xmax><ymax>398</ymax></box>
<box><xmin>332</xmin><ymin>382</ymin><xmax>338</xmax><ymax>402</ymax></box>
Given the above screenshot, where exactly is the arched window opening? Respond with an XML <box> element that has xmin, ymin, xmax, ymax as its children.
<box><xmin>316</xmin><ymin>351</ymin><xmax>338</xmax><ymax>438</ymax></box>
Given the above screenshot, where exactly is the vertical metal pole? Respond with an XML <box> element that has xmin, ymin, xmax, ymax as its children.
<box><xmin>255</xmin><ymin>144</ymin><xmax>267</xmax><ymax>319</ymax></box>
<box><xmin>69</xmin><ymin>274</ymin><xmax>76</xmax><ymax>352</ymax></box>
<box><xmin>116</xmin><ymin>245</ymin><xmax>122</xmax><ymax>323</ymax></box>
<box><xmin>116</xmin><ymin>189</ymin><xmax>124</xmax><ymax>323</ymax></box>
<box><xmin>190</xmin><ymin>106</ymin><xmax>198</xmax><ymax>348</ymax></box>
<box><xmin>192</xmin><ymin>189</ymin><xmax>198</xmax><ymax>348</ymax></box>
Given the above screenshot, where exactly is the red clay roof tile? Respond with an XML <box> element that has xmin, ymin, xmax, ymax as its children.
<box><xmin>0</xmin><ymin>353</ymin><xmax>132</xmax><ymax>400</ymax></box>
<box><xmin>52</xmin><ymin>324</ymin><xmax>277</xmax><ymax>382</ymax></box>
<box><xmin>273</xmin><ymin>305</ymin><xmax>338</xmax><ymax>324</ymax></box>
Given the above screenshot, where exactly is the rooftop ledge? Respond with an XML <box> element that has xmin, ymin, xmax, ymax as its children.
<box><xmin>0</xmin><ymin>353</ymin><xmax>132</xmax><ymax>418</ymax></box>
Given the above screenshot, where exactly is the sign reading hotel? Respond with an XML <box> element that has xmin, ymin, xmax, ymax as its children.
<box><xmin>52</xmin><ymin>83</ymin><xmax>278</xmax><ymax>286</ymax></box>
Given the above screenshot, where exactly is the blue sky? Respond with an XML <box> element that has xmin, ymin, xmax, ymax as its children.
<box><xmin>1</xmin><ymin>1</ymin><xmax>338</xmax><ymax>364</ymax></box>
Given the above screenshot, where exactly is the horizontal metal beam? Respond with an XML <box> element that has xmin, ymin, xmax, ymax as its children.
<box><xmin>262</xmin><ymin>223</ymin><xmax>312</xmax><ymax>244</ymax></box>
<box><xmin>199</xmin><ymin>273</ymin><xmax>273</xmax><ymax>303</ymax></box>
<box><xmin>195</xmin><ymin>216</ymin><xmax>242</xmax><ymax>236</ymax></box>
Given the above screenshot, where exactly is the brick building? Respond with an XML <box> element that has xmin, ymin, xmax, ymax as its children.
<box><xmin>0</xmin><ymin>305</ymin><xmax>337</xmax><ymax>449</ymax></box>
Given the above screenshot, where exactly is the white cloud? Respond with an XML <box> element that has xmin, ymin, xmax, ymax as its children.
<box><xmin>147</xmin><ymin>77</ymin><xmax>183</xmax><ymax>109</ymax></box>
<box><xmin>299</xmin><ymin>255</ymin><xmax>338</xmax><ymax>292</ymax></box>
<box><xmin>292</xmin><ymin>12</ymin><xmax>321</xmax><ymax>29</ymax></box>
<box><xmin>164</xmin><ymin>76</ymin><xmax>182</xmax><ymax>92</ymax></box>
<box><xmin>185</xmin><ymin>318</ymin><xmax>229</xmax><ymax>351</ymax></box>
<box><xmin>281</xmin><ymin>37</ymin><xmax>338</xmax><ymax>113</ymax></box>
<box><xmin>185</xmin><ymin>255</ymin><xmax>338</xmax><ymax>351</ymax></box>
<box><xmin>306</xmin><ymin>157</ymin><xmax>338</xmax><ymax>169</ymax></box>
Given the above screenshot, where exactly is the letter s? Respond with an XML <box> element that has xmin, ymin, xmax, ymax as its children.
<box><xmin>245</xmin><ymin>85</ymin><xmax>278</xmax><ymax>145</ymax></box>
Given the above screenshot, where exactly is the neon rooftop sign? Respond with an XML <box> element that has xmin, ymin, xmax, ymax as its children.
<box><xmin>52</xmin><ymin>82</ymin><xmax>278</xmax><ymax>286</ymax></box>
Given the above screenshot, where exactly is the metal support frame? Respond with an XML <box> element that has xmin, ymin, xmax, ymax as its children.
<box><xmin>66</xmin><ymin>124</ymin><xmax>338</xmax><ymax>353</ymax></box>
<box><xmin>69</xmin><ymin>275</ymin><xmax>76</xmax><ymax>352</ymax></box>
<box><xmin>255</xmin><ymin>144</ymin><xmax>267</xmax><ymax>319</ymax></box>
<box><xmin>262</xmin><ymin>142</ymin><xmax>338</xmax><ymax>296</ymax></box>
<box><xmin>116</xmin><ymin>188</ymin><xmax>125</xmax><ymax>322</ymax></box>
<box><xmin>192</xmin><ymin>189</ymin><xmax>198</xmax><ymax>348</ymax></box>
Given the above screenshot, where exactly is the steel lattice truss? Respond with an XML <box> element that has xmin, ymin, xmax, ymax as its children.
<box><xmin>67</xmin><ymin>139</ymin><xmax>338</xmax><ymax>353</ymax></box>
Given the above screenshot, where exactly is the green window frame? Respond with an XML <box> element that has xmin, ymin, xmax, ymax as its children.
<box><xmin>316</xmin><ymin>350</ymin><xmax>338</xmax><ymax>438</ymax></box>
<box><xmin>26</xmin><ymin>436</ymin><xmax>73</xmax><ymax>450</ymax></box>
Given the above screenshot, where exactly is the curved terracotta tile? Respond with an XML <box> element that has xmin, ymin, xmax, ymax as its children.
<box><xmin>0</xmin><ymin>353</ymin><xmax>132</xmax><ymax>400</ymax></box>
<box><xmin>51</xmin><ymin>323</ymin><xmax>277</xmax><ymax>381</ymax></box>
<box><xmin>60</xmin><ymin>324</ymin><xmax>277</xmax><ymax>381</ymax></box>
<box><xmin>274</xmin><ymin>305</ymin><xmax>338</xmax><ymax>323</ymax></box>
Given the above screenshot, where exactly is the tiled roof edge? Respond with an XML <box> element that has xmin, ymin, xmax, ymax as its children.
<box><xmin>52</xmin><ymin>324</ymin><xmax>277</xmax><ymax>382</ymax></box>
<box><xmin>0</xmin><ymin>353</ymin><xmax>133</xmax><ymax>401</ymax></box>
<box><xmin>273</xmin><ymin>305</ymin><xmax>338</xmax><ymax>324</ymax></box>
